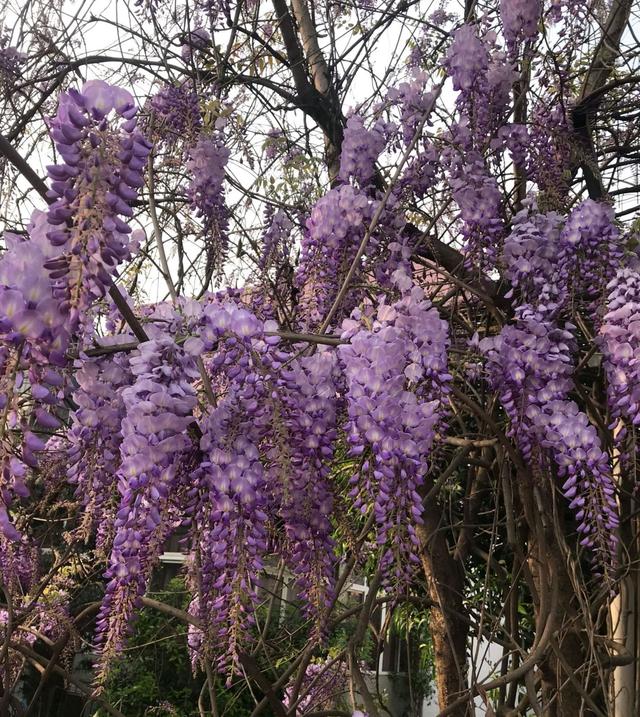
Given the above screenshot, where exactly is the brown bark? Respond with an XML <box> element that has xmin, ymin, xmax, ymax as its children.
<box><xmin>611</xmin><ymin>433</ymin><xmax>640</xmax><ymax>716</ymax></box>
<box><xmin>536</xmin><ymin>550</ymin><xmax>585</xmax><ymax>716</ymax></box>
<box><xmin>519</xmin><ymin>475</ymin><xmax>591</xmax><ymax>717</ymax></box>
<box><xmin>289</xmin><ymin>0</ymin><xmax>343</xmax><ymax>182</ymax></box>
<box><xmin>417</xmin><ymin>498</ymin><xmax>470</xmax><ymax>717</ymax></box>
<box><xmin>271</xmin><ymin>0</ymin><xmax>344</xmax><ymax>183</ymax></box>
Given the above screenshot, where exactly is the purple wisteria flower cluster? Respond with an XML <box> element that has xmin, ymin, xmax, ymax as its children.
<box><xmin>526</xmin><ymin>103</ymin><xmax>573</xmax><ymax>205</ymax></box>
<box><xmin>529</xmin><ymin>400</ymin><xmax>618</xmax><ymax>562</ymax></box>
<box><xmin>550</xmin><ymin>0</ymin><xmax>590</xmax><ymax>21</ymax></box>
<box><xmin>296</xmin><ymin>184</ymin><xmax>375</xmax><ymax>329</ymax></box>
<box><xmin>147</xmin><ymin>83</ymin><xmax>202</xmax><ymax>148</ymax></box>
<box><xmin>137</xmin><ymin>300</ymin><xmax>342</xmax><ymax>673</ymax></box>
<box><xmin>145</xmin><ymin>78</ymin><xmax>232</xmax><ymax>283</ymax></box>
<box><xmin>442</xmin><ymin>142</ymin><xmax>505</xmax><ymax>270</ymax></box>
<box><xmin>502</xmin><ymin>202</ymin><xmax>566</xmax><ymax>313</ymax></box>
<box><xmin>339</xmin><ymin>114</ymin><xmax>387</xmax><ymax>187</ymax></box>
<box><xmin>499</xmin><ymin>0</ymin><xmax>542</xmax><ymax>52</ymax></box>
<box><xmin>96</xmin><ymin>337</ymin><xmax>198</xmax><ymax>668</ymax></box>
<box><xmin>0</xmin><ymin>529</ymin><xmax>38</xmax><ymax>600</ymax></box>
<box><xmin>1</xmin><ymin>81</ymin><xmax>149</xmax><ymax>557</ymax></box>
<box><xmin>194</xmin><ymin>392</ymin><xmax>269</xmax><ymax>676</ymax></box>
<box><xmin>189</xmin><ymin>302</ymin><xmax>273</xmax><ymax>674</ymax></box>
<box><xmin>187</xmin><ymin>134</ymin><xmax>231</xmax><ymax>279</ymax></box>
<box><xmin>387</xmin><ymin>70</ymin><xmax>439</xmax><ymax>201</ymax></box>
<box><xmin>441</xmin><ymin>24</ymin><xmax>520</xmax><ymax>268</ymax></box>
<box><xmin>560</xmin><ymin>199</ymin><xmax>622</xmax><ymax>304</ymax></box>
<box><xmin>397</xmin><ymin>142</ymin><xmax>439</xmax><ymax>202</ymax></box>
<box><xmin>600</xmin><ymin>267</ymin><xmax>640</xmax><ymax>439</ymax></box>
<box><xmin>480</xmin><ymin>309</ymin><xmax>618</xmax><ymax>569</ymax></box>
<box><xmin>258</xmin><ymin>207</ymin><xmax>293</xmax><ymax>272</ymax></box>
<box><xmin>503</xmin><ymin>198</ymin><xmax>623</xmax><ymax>314</ymax></box>
<box><xmin>0</xmin><ymin>215</ymin><xmax>69</xmax><ymax>359</ymax></box>
<box><xmin>446</xmin><ymin>24</ymin><xmax>516</xmax><ymax>145</ymax></box>
<box><xmin>43</xmin><ymin>80</ymin><xmax>151</xmax><ymax>333</ymax></box>
<box><xmin>482</xmin><ymin>196</ymin><xmax>627</xmax><ymax>571</ymax></box>
<box><xmin>67</xmin><ymin>349</ymin><xmax>133</xmax><ymax>550</ymax></box>
<box><xmin>446</xmin><ymin>25</ymin><xmax>489</xmax><ymax>95</ymax></box>
<box><xmin>180</xmin><ymin>27</ymin><xmax>211</xmax><ymax>62</ymax></box>
<box><xmin>0</xmin><ymin>35</ymin><xmax>25</xmax><ymax>93</ymax></box>
<box><xmin>339</xmin><ymin>286</ymin><xmax>450</xmax><ymax>584</ymax></box>
<box><xmin>0</xmin><ymin>220</ymin><xmax>71</xmax><ymax>545</ymax></box>
<box><xmin>480</xmin><ymin>306</ymin><xmax>576</xmax><ymax>458</ymax></box>
<box><xmin>277</xmin><ymin>350</ymin><xmax>339</xmax><ymax>628</ymax></box>
<box><xmin>387</xmin><ymin>70</ymin><xmax>436</xmax><ymax>146</ymax></box>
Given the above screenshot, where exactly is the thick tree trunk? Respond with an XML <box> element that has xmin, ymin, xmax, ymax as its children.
<box><xmin>611</xmin><ymin>435</ymin><xmax>639</xmax><ymax>717</ymax></box>
<box><xmin>537</xmin><ymin>552</ymin><xmax>585</xmax><ymax>716</ymax></box>
<box><xmin>520</xmin><ymin>476</ymin><xmax>588</xmax><ymax>717</ymax></box>
<box><xmin>417</xmin><ymin>500</ymin><xmax>470</xmax><ymax>717</ymax></box>
<box><xmin>611</xmin><ymin>576</ymin><xmax>637</xmax><ymax>715</ymax></box>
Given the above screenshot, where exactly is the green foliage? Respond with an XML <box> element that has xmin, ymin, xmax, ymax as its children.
<box><xmin>99</xmin><ymin>578</ymin><xmax>199</xmax><ymax>716</ymax></box>
<box><xmin>96</xmin><ymin>571</ymin><xmax>435</xmax><ymax>716</ymax></box>
<box><xmin>99</xmin><ymin>578</ymin><xmax>256</xmax><ymax>717</ymax></box>
<box><xmin>391</xmin><ymin>602</ymin><xmax>435</xmax><ymax>704</ymax></box>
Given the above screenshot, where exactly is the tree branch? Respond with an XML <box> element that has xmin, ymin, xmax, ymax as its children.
<box><xmin>570</xmin><ymin>0</ymin><xmax>633</xmax><ymax>199</ymax></box>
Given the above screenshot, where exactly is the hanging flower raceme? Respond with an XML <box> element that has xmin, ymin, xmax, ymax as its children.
<box><xmin>526</xmin><ymin>103</ymin><xmax>572</xmax><ymax>205</ymax></box>
<box><xmin>43</xmin><ymin>80</ymin><xmax>151</xmax><ymax>334</ymax></box>
<box><xmin>146</xmin><ymin>82</ymin><xmax>202</xmax><ymax>149</ymax></box>
<box><xmin>502</xmin><ymin>201</ymin><xmax>567</xmax><ymax>315</ymax></box>
<box><xmin>248</xmin><ymin>206</ymin><xmax>294</xmax><ymax>327</ymax></box>
<box><xmin>599</xmin><ymin>267</ymin><xmax>640</xmax><ymax>438</ymax></box>
<box><xmin>397</xmin><ymin>142</ymin><xmax>439</xmax><ymax>202</ymax></box>
<box><xmin>95</xmin><ymin>337</ymin><xmax>198</xmax><ymax>671</ymax></box>
<box><xmin>447</xmin><ymin>28</ymin><xmax>515</xmax><ymax>143</ymax></box>
<box><xmin>180</xmin><ymin>27</ymin><xmax>211</xmax><ymax>62</ymax></box>
<box><xmin>193</xmin><ymin>393</ymin><xmax>268</xmax><ymax>677</ymax></box>
<box><xmin>338</xmin><ymin>114</ymin><xmax>387</xmax><ymax>187</ymax></box>
<box><xmin>481</xmin><ymin>307</ymin><xmax>618</xmax><ymax>571</ymax></box>
<box><xmin>258</xmin><ymin>207</ymin><xmax>293</xmax><ymax>272</ymax></box>
<box><xmin>439</xmin><ymin>24</ymin><xmax>519</xmax><ymax>271</ymax></box>
<box><xmin>503</xmin><ymin>199</ymin><xmax>622</xmax><ymax>315</ymax></box>
<box><xmin>189</xmin><ymin>302</ymin><xmax>272</xmax><ymax>676</ymax></box>
<box><xmin>443</xmin><ymin>146</ymin><xmax>505</xmax><ymax>270</ymax></box>
<box><xmin>296</xmin><ymin>184</ymin><xmax>376</xmax><ymax>330</ymax></box>
<box><xmin>388</xmin><ymin>70</ymin><xmax>437</xmax><ymax>146</ymax></box>
<box><xmin>0</xmin><ymin>220</ymin><xmax>69</xmax><ymax>546</ymax></box>
<box><xmin>276</xmin><ymin>350</ymin><xmax>339</xmax><ymax>628</ymax></box>
<box><xmin>1</xmin><ymin>216</ymin><xmax>69</xmax><ymax>359</ymax></box>
<box><xmin>560</xmin><ymin>199</ymin><xmax>622</xmax><ymax>305</ymax></box>
<box><xmin>0</xmin><ymin>33</ymin><xmax>25</xmax><ymax>95</ymax></box>
<box><xmin>186</xmin><ymin>133</ymin><xmax>231</xmax><ymax>280</ymax></box>
<box><xmin>386</xmin><ymin>70</ymin><xmax>440</xmax><ymax>202</ymax></box>
<box><xmin>445</xmin><ymin>25</ymin><xmax>489</xmax><ymax>95</ymax></box>
<box><xmin>528</xmin><ymin>400</ymin><xmax>618</xmax><ymax>569</ymax></box>
<box><xmin>0</xmin><ymin>531</ymin><xmax>38</xmax><ymax>599</ymax></box>
<box><xmin>339</xmin><ymin>286</ymin><xmax>450</xmax><ymax>585</ymax></box>
<box><xmin>199</xmin><ymin>0</ymin><xmax>240</xmax><ymax>26</ymax></box>
<box><xmin>549</xmin><ymin>0</ymin><xmax>589</xmax><ymax>22</ymax></box>
<box><xmin>499</xmin><ymin>0</ymin><xmax>542</xmax><ymax>52</ymax></box>
<box><xmin>67</xmin><ymin>348</ymin><xmax>133</xmax><ymax>551</ymax></box>
<box><xmin>480</xmin><ymin>305</ymin><xmax>576</xmax><ymax>459</ymax></box>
